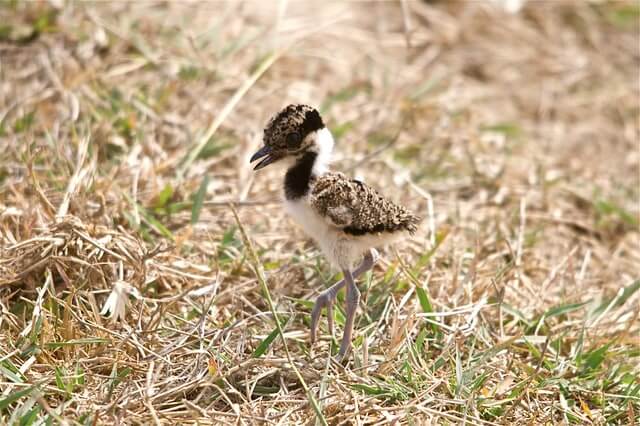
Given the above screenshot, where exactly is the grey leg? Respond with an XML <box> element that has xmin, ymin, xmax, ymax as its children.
<box><xmin>310</xmin><ymin>282</ymin><xmax>340</xmax><ymax>343</ymax></box>
<box><xmin>337</xmin><ymin>268</ymin><xmax>360</xmax><ymax>361</ymax></box>
<box><xmin>310</xmin><ymin>249</ymin><xmax>378</xmax><ymax>344</ymax></box>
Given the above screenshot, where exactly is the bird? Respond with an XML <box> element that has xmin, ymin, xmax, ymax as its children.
<box><xmin>250</xmin><ymin>104</ymin><xmax>419</xmax><ymax>361</ymax></box>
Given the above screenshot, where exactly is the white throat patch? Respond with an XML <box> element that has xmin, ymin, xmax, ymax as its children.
<box><xmin>311</xmin><ymin>127</ymin><xmax>334</xmax><ymax>175</ymax></box>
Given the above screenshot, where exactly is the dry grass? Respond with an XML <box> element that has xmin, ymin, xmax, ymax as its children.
<box><xmin>1</xmin><ymin>0</ymin><xmax>639</xmax><ymax>424</ymax></box>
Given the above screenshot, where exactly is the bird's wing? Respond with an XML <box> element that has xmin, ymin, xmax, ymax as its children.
<box><xmin>309</xmin><ymin>173</ymin><xmax>419</xmax><ymax>235</ymax></box>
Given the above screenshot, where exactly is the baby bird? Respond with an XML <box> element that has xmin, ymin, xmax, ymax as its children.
<box><xmin>251</xmin><ymin>104</ymin><xmax>419</xmax><ymax>360</ymax></box>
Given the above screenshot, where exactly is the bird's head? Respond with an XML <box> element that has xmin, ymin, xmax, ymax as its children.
<box><xmin>250</xmin><ymin>104</ymin><xmax>333</xmax><ymax>170</ymax></box>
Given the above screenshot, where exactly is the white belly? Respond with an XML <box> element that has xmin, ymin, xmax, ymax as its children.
<box><xmin>284</xmin><ymin>197</ymin><xmax>403</xmax><ymax>270</ymax></box>
<box><xmin>284</xmin><ymin>198</ymin><xmax>356</xmax><ymax>269</ymax></box>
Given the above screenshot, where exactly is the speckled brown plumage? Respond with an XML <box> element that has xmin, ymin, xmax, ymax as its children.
<box><xmin>263</xmin><ymin>104</ymin><xmax>324</xmax><ymax>152</ymax></box>
<box><xmin>310</xmin><ymin>172</ymin><xmax>420</xmax><ymax>236</ymax></box>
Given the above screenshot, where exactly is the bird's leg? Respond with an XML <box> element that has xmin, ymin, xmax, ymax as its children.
<box><xmin>337</xmin><ymin>268</ymin><xmax>360</xmax><ymax>361</ymax></box>
<box><xmin>310</xmin><ymin>283</ymin><xmax>340</xmax><ymax>343</ymax></box>
<box><xmin>310</xmin><ymin>249</ymin><xmax>378</xmax><ymax>344</ymax></box>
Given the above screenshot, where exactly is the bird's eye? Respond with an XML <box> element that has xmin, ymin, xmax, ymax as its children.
<box><xmin>286</xmin><ymin>132</ymin><xmax>301</xmax><ymax>149</ymax></box>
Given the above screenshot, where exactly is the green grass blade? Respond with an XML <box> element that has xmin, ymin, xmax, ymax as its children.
<box><xmin>0</xmin><ymin>386</ymin><xmax>37</xmax><ymax>411</ymax></box>
<box><xmin>0</xmin><ymin>361</ymin><xmax>24</xmax><ymax>383</ymax></box>
<box><xmin>580</xmin><ymin>343</ymin><xmax>611</xmax><ymax>371</ymax></box>
<box><xmin>54</xmin><ymin>367</ymin><xmax>65</xmax><ymax>392</ymax></box>
<box><xmin>139</xmin><ymin>207</ymin><xmax>174</xmax><ymax>240</ymax></box>
<box><xmin>502</xmin><ymin>303</ymin><xmax>531</xmax><ymax>327</ymax></box>
<box><xmin>252</xmin><ymin>325</ymin><xmax>280</xmax><ymax>358</ymax></box>
<box><xmin>415</xmin><ymin>286</ymin><xmax>433</xmax><ymax>314</ymax></box>
<box><xmin>154</xmin><ymin>183</ymin><xmax>174</xmax><ymax>209</ymax></box>
<box><xmin>542</xmin><ymin>301</ymin><xmax>588</xmax><ymax>319</ymax></box>
<box><xmin>191</xmin><ymin>175</ymin><xmax>209</xmax><ymax>224</ymax></box>
<box><xmin>411</xmin><ymin>228</ymin><xmax>449</xmax><ymax>273</ymax></box>
<box><xmin>19</xmin><ymin>403</ymin><xmax>41</xmax><ymax>426</ymax></box>
<box><xmin>416</xmin><ymin>285</ymin><xmax>440</xmax><ymax>335</ymax></box>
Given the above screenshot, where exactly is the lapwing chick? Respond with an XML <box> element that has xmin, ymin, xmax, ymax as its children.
<box><xmin>251</xmin><ymin>104</ymin><xmax>419</xmax><ymax>361</ymax></box>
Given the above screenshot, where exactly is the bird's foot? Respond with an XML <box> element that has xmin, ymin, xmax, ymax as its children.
<box><xmin>334</xmin><ymin>340</ymin><xmax>351</xmax><ymax>364</ymax></box>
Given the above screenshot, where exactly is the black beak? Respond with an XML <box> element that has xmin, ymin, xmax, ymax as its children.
<box><xmin>250</xmin><ymin>145</ymin><xmax>279</xmax><ymax>170</ymax></box>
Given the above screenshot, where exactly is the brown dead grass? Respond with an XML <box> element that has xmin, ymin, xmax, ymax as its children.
<box><xmin>0</xmin><ymin>0</ymin><xmax>639</xmax><ymax>425</ymax></box>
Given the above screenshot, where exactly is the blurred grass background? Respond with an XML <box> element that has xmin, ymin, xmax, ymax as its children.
<box><xmin>0</xmin><ymin>0</ymin><xmax>638</xmax><ymax>424</ymax></box>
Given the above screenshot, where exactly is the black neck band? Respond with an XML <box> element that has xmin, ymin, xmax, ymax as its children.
<box><xmin>284</xmin><ymin>151</ymin><xmax>318</xmax><ymax>200</ymax></box>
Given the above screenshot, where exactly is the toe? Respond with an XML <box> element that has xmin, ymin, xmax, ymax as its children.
<box><xmin>310</xmin><ymin>304</ymin><xmax>322</xmax><ymax>344</ymax></box>
<box><xmin>326</xmin><ymin>302</ymin><xmax>334</xmax><ymax>338</ymax></box>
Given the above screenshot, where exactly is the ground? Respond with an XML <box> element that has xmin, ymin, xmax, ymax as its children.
<box><xmin>0</xmin><ymin>1</ymin><xmax>639</xmax><ymax>425</ymax></box>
